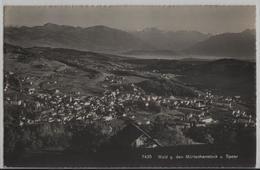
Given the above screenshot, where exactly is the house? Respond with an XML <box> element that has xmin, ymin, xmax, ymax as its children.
<box><xmin>107</xmin><ymin>119</ymin><xmax>162</xmax><ymax>148</ymax></box>
<box><xmin>201</xmin><ymin>117</ymin><xmax>215</xmax><ymax>124</ymax></box>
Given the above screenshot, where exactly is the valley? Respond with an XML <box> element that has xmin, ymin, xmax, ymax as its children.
<box><xmin>4</xmin><ymin>44</ymin><xmax>256</xmax><ymax>163</ymax></box>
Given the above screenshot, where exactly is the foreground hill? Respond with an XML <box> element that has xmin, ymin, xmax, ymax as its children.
<box><xmin>184</xmin><ymin>29</ymin><xmax>256</xmax><ymax>59</ymax></box>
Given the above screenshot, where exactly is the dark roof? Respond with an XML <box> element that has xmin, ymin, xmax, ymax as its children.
<box><xmin>107</xmin><ymin>117</ymin><xmax>163</xmax><ymax>148</ymax></box>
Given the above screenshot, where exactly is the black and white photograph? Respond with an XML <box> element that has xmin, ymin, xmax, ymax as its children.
<box><xmin>2</xmin><ymin>5</ymin><xmax>257</xmax><ymax>168</ymax></box>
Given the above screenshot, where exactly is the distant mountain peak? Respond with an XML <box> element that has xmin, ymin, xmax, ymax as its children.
<box><xmin>89</xmin><ymin>25</ymin><xmax>109</xmax><ymax>29</ymax></box>
<box><xmin>142</xmin><ymin>27</ymin><xmax>162</xmax><ymax>32</ymax></box>
<box><xmin>86</xmin><ymin>25</ymin><xmax>118</xmax><ymax>31</ymax></box>
<box><xmin>43</xmin><ymin>23</ymin><xmax>60</xmax><ymax>27</ymax></box>
<box><xmin>148</xmin><ymin>27</ymin><xmax>159</xmax><ymax>30</ymax></box>
<box><xmin>42</xmin><ymin>23</ymin><xmax>76</xmax><ymax>30</ymax></box>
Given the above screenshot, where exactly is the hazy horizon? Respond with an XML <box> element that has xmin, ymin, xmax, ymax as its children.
<box><xmin>4</xmin><ymin>6</ymin><xmax>255</xmax><ymax>34</ymax></box>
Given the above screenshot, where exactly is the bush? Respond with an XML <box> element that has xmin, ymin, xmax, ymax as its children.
<box><xmin>150</xmin><ymin>115</ymin><xmax>194</xmax><ymax>146</ymax></box>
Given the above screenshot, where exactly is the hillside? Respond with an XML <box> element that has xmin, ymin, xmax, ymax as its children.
<box><xmin>122</xmin><ymin>49</ymin><xmax>178</xmax><ymax>56</ymax></box>
<box><xmin>184</xmin><ymin>29</ymin><xmax>256</xmax><ymax>59</ymax></box>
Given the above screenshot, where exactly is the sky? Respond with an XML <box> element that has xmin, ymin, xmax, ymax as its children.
<box><xmin>4</xmin><ymin>6</ymin><xmax>255</xmax><ymax>34</ymax></box>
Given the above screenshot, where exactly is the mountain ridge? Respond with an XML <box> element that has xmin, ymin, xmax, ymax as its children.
<box><xmin>5</xmin><ymin>23</ymin><xmax>154</xmax><ymax>53</ymax></box>
<box><xmin>184</xmin><ymin>29</ymin><xmax>256</xmax><ymax>59</ymax></box>
<box><xmin>4</xmin><ymin>23</ymin><xmax>256</xmax><ymax>59</ymax></box>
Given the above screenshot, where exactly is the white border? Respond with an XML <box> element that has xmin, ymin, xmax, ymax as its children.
<box><xmin>256</xmin><ymin>1</ymin><xmax>260</xmax><ymax>168</ymax></box>
<box><xmin>1</xmin><ymin>0</ymin><xmax>258</xmax><ymax>6</ymax></box>
<box><xmin>0</xmin><ymin>0</ymin><xmax>3</xmax><ymax>168</ymax></box>
<box><xmin>0</xmin><ymin>0</ymin><xmax>259</xmax><ymax>168</ymax></box>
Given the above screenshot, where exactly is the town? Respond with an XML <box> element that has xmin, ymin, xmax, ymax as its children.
<box><xmin>4</xmin><ymin>68</ymin><xmax>256</xmax><ymax>147</ymax></box>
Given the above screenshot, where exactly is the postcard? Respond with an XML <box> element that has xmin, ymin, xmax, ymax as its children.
<box><xmin>1</xmin><ymin>2</ymin><xmax>258</xmax><ymax>168</ymax></box>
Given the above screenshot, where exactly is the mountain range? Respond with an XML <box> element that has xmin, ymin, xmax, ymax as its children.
<box><xmin>4</xmin><ymin>23</ymin><xmax>256</xmax><ymax>59</ymax></box>
<box><xmin>5</xmin><ymin>23</ymin><xmax>153</xmax><ymax>53</ymax></box>
<box><xmin>132</xmin><ymin>27</ymin><xmax>211</xmax><ymax>51</ymax></box>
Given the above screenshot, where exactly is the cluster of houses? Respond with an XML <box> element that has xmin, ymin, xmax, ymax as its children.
<box><xmin>104</xmin><ymin>75</ymin><xmax>126</xmax><ymax>85</ymax></box>
<box><xmin>231</xmin><ymin>110</ymin><xmax>255</xmax><ymax>127</ymax></box>
<box><xmin>4</xmin><ymin>72</ymin><xmax>256</xmax><ymax>135</ymax></box>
